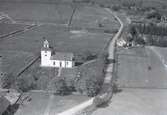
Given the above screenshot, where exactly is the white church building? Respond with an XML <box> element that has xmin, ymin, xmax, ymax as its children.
<box><xmin>41</xmin><ymin>39</ymin><xmax>74</xmax><ymax>68</ymax></box>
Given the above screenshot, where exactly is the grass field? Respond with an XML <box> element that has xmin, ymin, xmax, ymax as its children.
<box><xmin>92</xmin><ymin>88</ymin><xmax>167</xmax><ymax>115</ymax></box>
<box><xmin>71</xmin><ymin>6</ymin><xmax>119</xmax><ymax>31</ymax></box>
<box><xmin>0</xmin><ymin>2</ymin><xmax>117</xmax><ymax>87</ymax></box>
<box><xmin>0</xmin><ymin>2</ymin><xmax>74</xmax><ymax>24</ymax></box>
<box><xmin>116</xmin><ymin>47</ymin><xmax>167</xmax><ymax>88</ymax></box>
<box><xmin>0</xmin><ymin>25</ymin><xmax>112</xmax><ymax>54</ymax></box>
<box><xmin>0</xmin><ymin>1</ymin><xmax>117</xmax><ymax>93</ymax></box>
<box><xmin>0</xmin><ymin>23</ymin><xmax>28</xmax><ymax>37</ymax></box>
<box><xmin>15</xmin><ymin>92</ymin><xmax>89</xmax><ymax>115</ymax></box>
<box><xmin>0</xmin><ymin>50</ymin><xmax>36</xmax><ymax>75</ymax></box>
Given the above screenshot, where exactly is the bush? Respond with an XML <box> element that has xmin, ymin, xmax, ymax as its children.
<box><xmin>134</xmin><ymin>35</ymin><xmax>145</xmax><ymax>45</ymax></box>
<box><xmin>53</xmin><ymin>78</ymin><xmax>69</xmax><ymax>96</ymax></box>
<box><xmin>146</xmin><ymin>10</ymin><xmax>161</xmax><ymax>20</ymax></box>
<box><xmin>98</xmin><ymin>23</ymin><xmax>104</xmax><ymax>28</ymax></box>
<box><xmin>86</xmin><ymin>78</ymin><xmax>101</xmax><ymax>97</ymax></box>
<box><xmin>1</xmin><ymin>73</ymin><xmax>15</xmax><ymax>89</ymax></box>
<box><xmin>74</xmin><ymin>78</ymin><xmax>86</xmax><ymax>94</ymax></box>
<box><xmin>83</xmin><ymin>51</ymin><xmax>97</xmax><ymax>61</ymax></box>
<box><xmin>104</xmin><ymin>29</ymin><xmax>112</xmax><ymax>34</ymax></box>
<box><xmin>122</xmin><ymin>0</ymin><xmax>135</xmax><ymax>9</ymax></box>
<box><xmin>99</xmin><ymin>4</ymin><xmax>105</xmax><ymax>8</ymax></box>
<box><xmin>93</xmin><ymin>97</ymin><xmax>103</xmax><ymax>107</ymax></box>
<box><xmin>112</xmin><ymin>5</ymin><xmax>121</xmax><ymax>11</ymax></box>
<box><xmin>74</xmin><ymin>52</ymin><xmax>106</xmax><ymax>96</ymax></box>
<box><xmin>93</xmin><ymin>96</ymin><xmax>106</xmax><ymax>107</ymax></box>
<box><xmin>16</xmin><ymin>74</ymin><xmax>36</xmax><ymax>92</ymax></box>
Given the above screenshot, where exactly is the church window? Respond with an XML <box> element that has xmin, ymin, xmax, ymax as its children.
<box><xmin>60</xmin><ymin>62</ymin><xmax>62</xmax><ymax>67</ymax></box>
<box><xmin>66</xmin><ymin>61</ymin><xmax>69</xmax><ymax>66</ymax></box>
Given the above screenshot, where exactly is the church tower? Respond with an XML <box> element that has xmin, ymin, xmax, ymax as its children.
<box><xmin>41</xmin><ymin>39</ymin><xmax>52</xmax><ymax>67</ymax></box>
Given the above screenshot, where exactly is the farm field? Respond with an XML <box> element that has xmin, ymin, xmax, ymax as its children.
<box><xmin>0</xmin><ymin>25</ymin><xmax>112</xmax><ymax>54</ymax></box>
<box><xmin>116</xmin><ymin>47</ymin><xmax>167</xmax><ymax>88</ymax></box>
<box><xmin>0</xmin><ymin>23</ymin><xmax>28</xmax><ymax>37</ymax></box>
<box><xmin>150</xmin><ymin>46</ymin><xmax>167</xmax><ymax>64</ymax></box>
<box><xmin>18</xmin><ymin>59</ymin><xmax>57</xmax><ymax>90</ymax></box>
<box><xmin>0</xmin><ymin>50</ymin><xmax>36</xmax><ymax>75</ymax></box>
<box><xmin>71</xmin><ymin>6</ymin><xmax>119</xmax><ymax>31</ymax></box>
<box><xmin>0</xmin><ymin>2</ymin><xmax>74</xmax><ymax>24</ymax></box>
<box><xmin>15</xmin><ymin>92</ymin><xmax>89</xmax><ymax>115</ymax></box>
<box><xmin>0</xmin><ymin>0</ymin><xmax>73</xmax><ymax>3</ymax></box>
<box><xmin>92</xmin><ymin>88</ymin><xmax>167</xmax><ymax>115</ymax></box>
<box><xmin>0</xmin><ymin>2</ymin><xmax>118</xmax><ymax>87</ymax></box>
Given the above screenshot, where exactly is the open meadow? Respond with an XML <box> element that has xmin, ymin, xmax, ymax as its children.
<box><xmin>71</xmin><ymin>6</ymin><xmax>119</xmax><ymax>31</ymax></box>
<box><xmin>116</xmin><ymin>47</ymin><xmax>167</xmax><ymax>88</ymax></box>
<box><xmin>0</xmin><ymin>50</ymin><xmax>36</xmax><ymax>75</ymax></box>
<box><xmin>0</xmin><ymin>23</ymin><xmax>29</xmax><ymax>37</ymax></box>
<box><xmin>15</xmin><ymin>92</ymin><xmax>89</xmax><ymax>115</ymax></box>
<box><xmin>0</xmin><ymin>2</ymin><xmax>74</xmax><ymax>24</ymax></box>
<box><xmin>0</xmin><ymin>25</ymin><xmax>112</xmax><ymax>54</ymax></box>
<box><xmin>0</xmin><ymin>0</ymin><xmax>118</xmax><ymax>98</ymax></box>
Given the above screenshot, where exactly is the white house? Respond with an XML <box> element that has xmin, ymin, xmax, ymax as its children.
<box><xmin>41</xmin><ymin>39</ymin><xmax>74</xmax><ymax>68</ymax></box>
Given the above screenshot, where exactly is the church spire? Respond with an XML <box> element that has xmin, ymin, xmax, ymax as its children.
<box><xmin>43</xmin><ymin>37</ymin><xmax>49</xmax><ymax>48</ymax></box>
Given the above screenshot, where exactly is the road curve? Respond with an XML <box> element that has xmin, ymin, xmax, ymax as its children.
<box><xmin>105</xmin><ymin>8</ymin><xmax>124</xmax><ymax>60</ymax></box>
<box><xmin>57</xmin><ymin>8</ymin><xmax>124</xmax><ymax>115</ymax></box>
<box><xmin>104</xmin><ymin>8</ymin><xmax>124</xmax><ymax>83</ymax></box>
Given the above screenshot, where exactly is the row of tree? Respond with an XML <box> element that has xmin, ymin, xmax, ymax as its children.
<box><xmin>132</xmin><ymin>23</ymin><xmax>167</xmax><ymax>36</ymax></box>
<box><xmin>126</xmin><ymin>23</ymin><xmax>167</xmax><ymax>46</ymax></box>
<box><xmin>74</xmin><ymin>53</ymin><xmax>106</xmax><ymax>97</ymax></box>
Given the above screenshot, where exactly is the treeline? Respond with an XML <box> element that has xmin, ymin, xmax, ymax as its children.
<box><xmin>133</xmin><ymin>23</ymin><xmax>167</xmax><ymax>36</ymax></box>
<box><xmin>0</xmin><ymin>0</ymin><xmax>73</xmax><ymax>4</ymax></box>
<box><xmin>127</xmin><ymin>23</ymin><xmax>167</xmax><ymax>47</ymax></box>
<box><xmin>144</xmin><ymin>35</ymin><xmax>167</xmax><ymax>47</ymax></box>
<box><xmin>74</xmin><ymin>52</ymin><xmax>107</xmax><ymax>97</ymax></box>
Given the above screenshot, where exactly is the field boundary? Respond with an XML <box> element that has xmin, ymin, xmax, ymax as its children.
<box><xmin>0</xmin><ymin>24</ymin><xmax>37</xmax><ymax>40</ymax></box>
<box><xmin>16</xmin><ymin>55</ymin><xmax>40</xmax><ymax>77</ymax></box>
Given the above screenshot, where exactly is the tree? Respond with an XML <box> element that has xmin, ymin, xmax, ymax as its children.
<box><xmin>122</xmin><ymin>0</ymin><xmax>135</xmax><ymax>9</ymax></box>
<box><xmin>74</xmin><ymin>53</ymin><xmax>106</xmax><ymax>96</ymax></box>
<box><xmin>86</xmin><ymin>77</ymin><xmax>101</xmax><ymax>97</ymax></box>
<box><xmin>93</xmin><ymin>96</ymin><xmax>106</xmax><ymax>107</ymax></box>
<box><xmin>128</xmin><ymin>25</ymin><xmax>138</xmax><ymax>37</ymax></box>
<box><xmin>16</xmin><ymin>74</ymin><xmax>36</xmax><ymax>92</ymax></box>
<box><xmin>112</xmin><ymin>5</ymin><xmax>121</xmax><ymax>11</ymax></box>
<box><xmin>53</xmin><ymin>78</ymin><xmax>69</xmax><ymax>96</ymax></box>
<box><xmin>1</xmin><ymin>73</ymin><xmax>15</xmax><ymax>89</ymax></box>
<box><xmin>134</xmin><ymin>35</ymin><xmax>145</xmax><ymax>45</ymax></box>
<box><xmin>74</xmin><ymin>78</ymin><xmax>87</xmax><ymax>95</ymax></box>
<box><xmin>146</xmin><ymin>10</ymin><xmax>161</xmax><ymax>20</ymax></box>
<box><xmin>81</xmin><ymin>50</ymin><xmax>97</xmax><ymax>61</ymax></box>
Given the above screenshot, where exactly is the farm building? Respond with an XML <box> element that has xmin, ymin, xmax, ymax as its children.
<box><xmin>41</xmin><ymin>39</ymin><xmax>74</xmax><ymax>68</ymax></box>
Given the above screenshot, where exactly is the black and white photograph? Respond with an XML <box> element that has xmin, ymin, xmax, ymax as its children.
<box><xmin>0</xmin><ymin>0</ymin><xmax>167</xmax><ymax>115</ymax></box>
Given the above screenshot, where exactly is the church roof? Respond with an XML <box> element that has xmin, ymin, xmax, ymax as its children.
<box><xmin>50</xmin><ymin>52</ymin><xmax>74</xmax><ymax>61</ymax></box>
